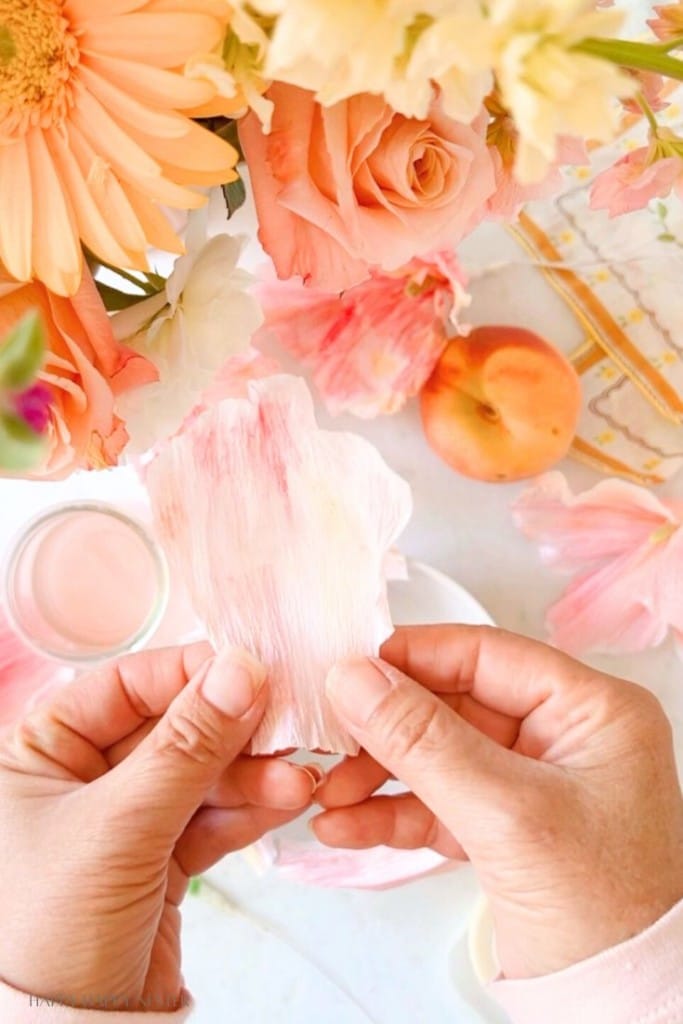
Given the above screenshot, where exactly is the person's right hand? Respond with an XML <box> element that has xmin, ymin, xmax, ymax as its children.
<box><xmin>314</xmin><ymin>626</ymin><xmax>683</xmax><ymax>980</ymax></box>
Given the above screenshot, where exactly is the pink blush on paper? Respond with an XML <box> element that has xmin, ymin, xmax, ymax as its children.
<box><xmin>6</xmin><ymin>506</ymin><xmax>168</xmax><ymax>662</ymax></box>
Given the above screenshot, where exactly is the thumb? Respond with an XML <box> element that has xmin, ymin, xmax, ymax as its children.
<box><xmin>326</xmin><ymin>657</ymin><xmax>520</xmax><ymax>838</ymax></box>
<box><xmin>111</xmin><ymin>647</ymin><xmax>267</xmax><ymax>844</ymax></box>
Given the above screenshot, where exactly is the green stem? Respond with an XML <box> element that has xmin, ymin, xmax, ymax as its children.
<box><xmin>656</xmin><ymin>36</ymin><xmax>683</xmax><ymax>54</ymax></box>
<box><xmin>636</xmin><ymin>92</ymin><xmax>659</xmax><ymax>134</ymax></box>
<box><xmin>576</xmin><ymin>37</ymin><xmax>683</xmax><ymax>81</ymax></box>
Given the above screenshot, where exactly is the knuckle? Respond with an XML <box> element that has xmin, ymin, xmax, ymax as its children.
<box><xmin>608</xmin><ymin>679</ymin><xmax>670</xmax><ymax>734</ymax></box>
<box><xmin>159</xmin><ymin>697</ymin><xmax>226</xmax><ymax>766</ymax></box>
<box><xmin>374</xmin><ymin>695</ymin><xmax>451</xmax><ymax>762</ymax></box>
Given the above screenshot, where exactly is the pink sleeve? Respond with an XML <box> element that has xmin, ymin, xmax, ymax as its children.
<box><xmin>489</xmin><ymin>897</ymin><xmax>683</xmax><ymax>1024</ymax></box>
<box><xmin>0</xmin><ymin>978</ymin><xmax>194</xmax><ymax>1022</ymax></box>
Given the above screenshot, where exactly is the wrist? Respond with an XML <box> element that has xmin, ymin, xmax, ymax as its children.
<box><xmin>496</xmin><ymin>873</ymin><xmax>683</xmax><ymax>980</ymax></box>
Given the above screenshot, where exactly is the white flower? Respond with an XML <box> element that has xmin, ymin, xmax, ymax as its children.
<box><xmin>185</xmin><ymin>2</ymin><xmax>275</xmax><ymax>130</ymax></box>
<box><xmin>489</xmin><ymin>0</ymin><xmax>637</xmax><ymax>182</ymax></box>
<box><xmin>113</xmin><ymin>211</ymin><xmax>263</xmax><ymax>454</ymax></box>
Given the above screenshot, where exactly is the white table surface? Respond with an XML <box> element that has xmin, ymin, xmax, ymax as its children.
<box><xmin>1</xmin><ymin>213</ymin><xmax>682</xmax><ymax>1024</ymax></box>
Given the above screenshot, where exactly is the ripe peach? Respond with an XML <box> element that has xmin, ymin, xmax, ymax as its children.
<box><xmin>420</xmin><ymin>326</ymin><xmax>581</xmax><ymax>482</ymax></box>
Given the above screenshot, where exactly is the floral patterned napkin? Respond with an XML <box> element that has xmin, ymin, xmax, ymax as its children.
<box><xmin>507</xmin><ymin>92</ymin><xmax>683</xmax><ymax>484</ymax></box>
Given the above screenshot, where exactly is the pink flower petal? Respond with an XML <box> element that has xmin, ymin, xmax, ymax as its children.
<box><xmin>0</xmin><ymin>611</ymin><xmax>63</xmax><ymax>730</ymax></box>
<box><xmin>250</xmin><ymin>837</ymin><xmax>456</xmax><ymax>890</ymax></box>
<box><xmin>200</xmin><ymin>347</ymin><xmax>281</xmax><ymax>404</ymax></box>
<box><xmin>512</xmin><ymin>472</ymin><xmax>676</xmax><ymax>571</ymax></box>
<box><xmin>514</xmin><ymin>473</ymin><xmax>683</xmax><ymax>656</ymax></box>
<box><xmin>146</xmin><ymin>375</ymin><xmax>412</xmax><ymax>753</ymax></box>
<box><xmin>590</xmin><ymin>150</ymin><xmax>683</xmax><ymax>217</ymax></box>
<box><xmin>546</xmin><ymin>535</ymin><xmax>682</xmax><ymax>655</ymax></box>
<box><xmin>258</xmin><ymin>253</ymin><xmax>469</xmax><ymax>418</ymax></box>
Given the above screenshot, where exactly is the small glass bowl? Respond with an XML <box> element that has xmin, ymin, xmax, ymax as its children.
<box><xmin>4</xmin><ymin>502</ymin><xmax>169</xmax><ymax>664</ymax></box>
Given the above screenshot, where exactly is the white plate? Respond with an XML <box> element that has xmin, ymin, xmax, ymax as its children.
<box><xmin>388</xmin><ymin>559</ymin><xmax>494</xmax><ymax>630</ymax></box>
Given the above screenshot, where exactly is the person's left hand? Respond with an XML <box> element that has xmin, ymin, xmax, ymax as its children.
<box><xmin>0</xmin><ymin>644</ymin><xmax>318</xmax><ymax>1013</ymax></box>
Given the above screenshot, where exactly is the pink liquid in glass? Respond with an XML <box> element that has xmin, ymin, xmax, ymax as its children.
<box><xmin>6</xmin><ymin>505</ymin><xmax>168</xmax><ymax>662</ymax></box>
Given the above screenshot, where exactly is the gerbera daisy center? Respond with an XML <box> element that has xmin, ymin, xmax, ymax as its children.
<box><xmin>0</xmin><ymin>0</ymin><xmax>78</xmax><ymax>137</ymax></box>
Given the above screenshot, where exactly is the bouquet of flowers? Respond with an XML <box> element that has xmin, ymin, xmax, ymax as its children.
<box><xmin>2</xmin><ymin>0</ymin><xmax>683</xmax><ymax>478</ymax></box>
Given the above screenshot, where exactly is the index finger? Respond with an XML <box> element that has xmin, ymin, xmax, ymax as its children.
<box><xmin>38</xmin><ymin>642</ymin><xmax>214</xmax><ymax>751</ymax></box>
<box><xmin>380</xmin><ymin>625</ymin><xmax>596</xmax><ymax>721</ymax></box>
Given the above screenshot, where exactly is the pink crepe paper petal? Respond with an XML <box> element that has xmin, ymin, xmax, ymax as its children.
<box><xmin>514</xmin><ymin>473</ymin><xmax>683</xmax><ymax>656</ymax></box>
<box><xmin>0</xmin><ymin>610</ymin><xmax>65</xmax><ymax>730</ymax></box>
<box><xmin>146</xmin><ymin>375</ymin><xmax>412</xmax><ymax>754</ymax></box>
<box><xmin>512</xmin><ymin>471</ymin><xmax>676</xmax><ymax>571</ymax></box>
<box><xmin>247</xmin><ymin>836</ymin><xmax>457</xmax><ymax>891</ymax></box>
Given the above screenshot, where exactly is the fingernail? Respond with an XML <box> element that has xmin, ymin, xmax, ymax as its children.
<box><xmin>202</xmin><ymin>647</ymin><xmax>266</xmax><ymax>718</ymax></box>
<box><xmin>325</xmin><ymin>658</ymin><xmax>393</xmax><ymax>727</ymax></box>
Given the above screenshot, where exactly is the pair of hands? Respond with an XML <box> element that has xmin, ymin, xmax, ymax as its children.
<box><xmin>0</xmin><ymin>627</ymin><xmax>682</xmax><ymax>1012</ymax></box>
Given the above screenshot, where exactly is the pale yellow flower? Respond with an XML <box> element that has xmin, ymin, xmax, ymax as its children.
<box><xmin>402</xmin><ymin>4</ymin><xmax>495</xmax><ymax>122</ymax></box>
<box><xmin>249</xmin><ymin>0</ymin><xmax>473</xmax><ymax>118</ymax></box>
<box><xmin>489</xmin><ymin>0</ymin><xmax>637</xmax><ymax>182</ymax></box>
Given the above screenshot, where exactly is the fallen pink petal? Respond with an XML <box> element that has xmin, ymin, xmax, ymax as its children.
<box><xmin>248</xmin><ymin>836</ymin><xmax>456</xmax><ymax>891</ymax></box>
<box><xmin>513</xmin><ymin>473</ymin><xmax>683</xmax><ymax>656</ymax></box>
<box><xmin>146</xmin><ymin>375</ymin><xmax>412</xmax><ymax>753</ymax></box>
<box><xmin>0</xmin><ymin>610</ymin><xmax>64</xmax><ymax>730</ymax></box>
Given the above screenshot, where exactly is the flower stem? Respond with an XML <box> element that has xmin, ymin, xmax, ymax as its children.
<box><xmin>636</xmin><ymin>92</ymin><xmax>660</xmax><ymax>135</ymax></box>
<box><xmin>576</xmin><ymin>37</ymin><xmax>683</xmax><ymax>80</ymax></box>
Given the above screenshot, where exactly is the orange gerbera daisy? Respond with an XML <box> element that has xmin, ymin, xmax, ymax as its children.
<box><xmin>0</xmin><ymin>0</ymin><xmax>238</xmax><ymax>297</ymax></box>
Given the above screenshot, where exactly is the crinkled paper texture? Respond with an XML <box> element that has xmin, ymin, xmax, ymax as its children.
<box><xmin>146</xmin><ymin>375</ymin><xmax>412</xmax><ymax>753</ymax></box>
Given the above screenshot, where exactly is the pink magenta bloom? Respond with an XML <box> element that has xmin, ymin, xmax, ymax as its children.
<box><xmin>513</xmin><ymin>472</ymin><xmax>683</xmax><ymax>655</ymax></box>
<box><xmin>240</xmin><ymin>84</ymin><xmax>495</xmax><ymax>291</ymax></box>
<box><xmin>0</xmin><ymin>611</ymin><xmax>62</xmax><ymax>730</ymax></box>
<box><xmin>258</xmin><ymin>252</ymin><xmax>470</xmax><ymax>418</ymax></box>
<box><xmin>146</xmin><ymin>375</ymin><xmax>412</xmax><ymax>754</ymax></box>
<box><xmin>12</xmin><ymin>382</ymin><xmax>53</xmax><ymax>434</ymax></box>
<box><xmin>590</xmin><ymin>148</ymin><xmax>683</xmax><ymax>216</ymax></box>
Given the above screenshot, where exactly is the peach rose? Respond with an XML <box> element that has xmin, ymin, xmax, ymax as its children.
<box><xmin>0</xmin><ymin>267</ymin><xmax>157</xmax><ymax>479</ymax></box>
<box><xmin>240</xmin><ymin>84</ymin><xmax>496</xmax><ymax>291</ymax></box>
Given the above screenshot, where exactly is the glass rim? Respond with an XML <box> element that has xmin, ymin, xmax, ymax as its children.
<box><xmin>3</xmin><ymin>501</ymin><xmax>170</xmax><ymax>665</ymax></box>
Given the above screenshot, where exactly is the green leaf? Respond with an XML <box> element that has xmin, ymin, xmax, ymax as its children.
<box><xmin>0</xmin><ymin>413</ymin><xmax>46</xmax><ymax>472</ymax></box>
<box><xmin>222</xmin><ymin>175</ymin><xmax>247</xmax><ymax>220</ymax></box>
<box><xmin>144</xmin><ymin>271</ymin><xmax>168</xmax><ymax>293</ymax></box>
<box><xmin>0</xmin><ymin>311</ymin><xmax>45</xmax><ymax>390</ymax></box>
<box><xmin>0</xmin><ymin>25</ymin><xmax>15</xmax><ymax>65</ymax></box>
<box><xmin>658</xmin><ymin>232</ymin><xmax>676</xmax><ymax>242</ymax></box>
<box><xmin>204</xmin><ymin>116</ymin><xmax>244</xmax><ymax>161</ymax></box>
<box><xmin>95</xmin><ymin>281</ymin><xmax>153</xmax><ymax>313</ymax></box>
<box><xmin>656</xmin><ymin>201</ymin><xmax>668</xmax><ymax>220</ymax></box>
